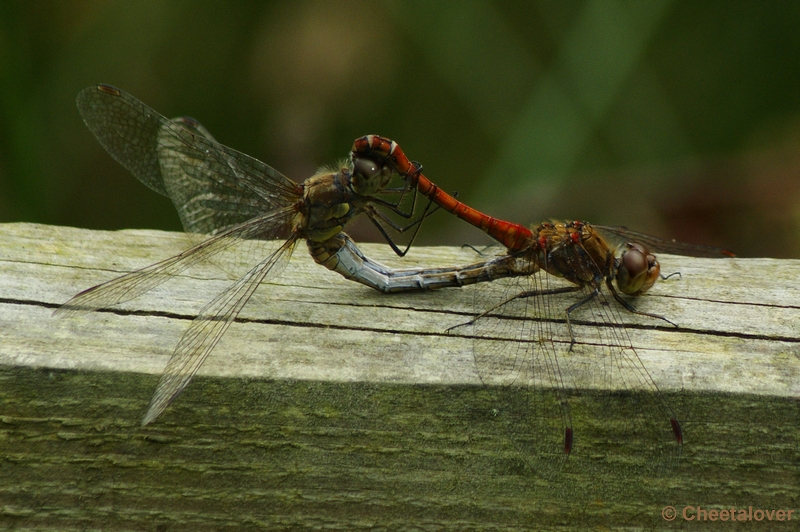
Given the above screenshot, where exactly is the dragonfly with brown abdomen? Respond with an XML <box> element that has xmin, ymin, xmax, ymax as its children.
<box><xmin>58</xmin><ymin>86</ymin><xmax>437</xmax><ymax>425</ymax></box>
<box><xmin>343</xmin><ymin>135</ymin><xmax>734</xmax><ymax>476</ymax></box>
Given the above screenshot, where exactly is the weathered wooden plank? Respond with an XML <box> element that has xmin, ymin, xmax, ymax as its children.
<box><xmin>1</xmin><ymin>222</ymin><xmax>798</xmax><ymax>530</ymax></box>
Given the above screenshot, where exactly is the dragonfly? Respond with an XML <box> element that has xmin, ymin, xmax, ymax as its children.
<box><xmin>343</xmin><ymin>135</ymin><xmax>734</xmax><ymax>476</ymax></box>
<box><xmin>58</xmin><ymin>86</ymin><xmax>437</xmax><ymax>425</ymax></box>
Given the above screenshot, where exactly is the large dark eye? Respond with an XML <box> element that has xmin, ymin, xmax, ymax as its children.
<box><xmin>353</xmin><ymin>156</ymin><xmax>381</xmax><ymax>181</ymax></box>
<box><xmin>616</xmin><ymin>242</ymin><xmax>660</xmax><ymax>295</ymax></box>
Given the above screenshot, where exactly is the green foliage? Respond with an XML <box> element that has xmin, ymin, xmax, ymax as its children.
<box><xmin>1</xmin><ymin>1</ymin><xmax>799</xmax><ymax>256</ymax></box>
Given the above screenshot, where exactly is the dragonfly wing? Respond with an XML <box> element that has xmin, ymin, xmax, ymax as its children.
<box><xmin>156</xmin><ymin>117</ymin><xmax>268</xmax><ymax>235</ymax></box>
<box><xmin>468</xmin><ymin>257</ymin><xmax>573</xmax><ymax>479</ymax></box>
<box><xmin>56</xmin><ymin>206</ymin><xmax>297</xmax><ymax>316</ymax></box>
<box><xmin>156</xmin><ymin>116</ymin><xmax>301</xmax><ymax>235</ymax></box>
<box><xmin>554</xmin><ymin>240</ymin><xmax>683</xmax><ymax>476</ymax></box>
<box><xmin>142</xmin><ymin>234</ymin><xmax>299</xmax><ymax>425</ymax></box>
<box><xmin>594</xmin><ymin>225</ymin><xmax>734</xmax><ymax>257</ymax></box>
<box><xmin>76</xmin><ymin>84</ymin><xmax>301</xmax><ymax>235</ymax></box>
<box><xmin>77</xmin><ymin>85</ymin><xmax>170</xmax><ymax>197</ymax></box>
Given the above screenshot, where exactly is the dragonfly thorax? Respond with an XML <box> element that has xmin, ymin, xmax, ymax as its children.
<box><xmin>532</xmin><ymin>222</ymin><xmax>611</xmax><ymax>288</ymax></box>
<box><xmin>301</xmin><ymin>169</ymin><xmax>357</xmax><ymax>242</ymax></box>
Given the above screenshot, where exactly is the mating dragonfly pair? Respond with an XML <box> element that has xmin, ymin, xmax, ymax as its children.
<box><xmin>60</xmin><ymin>85</ymin><xmax>731</xmax><ymax>477</ymax></box>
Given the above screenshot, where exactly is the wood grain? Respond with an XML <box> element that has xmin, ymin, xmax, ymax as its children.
<box><xmin>1</xmin><ymin>222</ymin><xmax>798</xmax><ymax>530</ymax></box>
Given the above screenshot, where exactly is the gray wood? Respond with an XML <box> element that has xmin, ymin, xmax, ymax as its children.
<box><xmin>1</xmin><ymin>222</ymin><xmax>798</xmax><ymax>530</ymax></box>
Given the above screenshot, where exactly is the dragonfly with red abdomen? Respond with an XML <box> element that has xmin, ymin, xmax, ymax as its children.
<box><xmin>58</xmin><ymin>86</ymin><xmax>436</xmax><ymax>425</ymax></box>
<box><xmin>347</xmin><ymin>135</ymin><xmax>734</xmax><ymax>476</ymax></box>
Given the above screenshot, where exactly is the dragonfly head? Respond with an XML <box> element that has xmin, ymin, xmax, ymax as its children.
<box><xmin>615</xmin><ymin>242</ymin><xmax>660</xmax><ymax>295</ymax></box>
<box><xmin>350</xmin><ymin>155</ymin><xmax>393</xmax><ymax>196</ymax></box>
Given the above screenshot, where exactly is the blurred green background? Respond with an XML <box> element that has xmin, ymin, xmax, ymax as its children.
<box><xmin>1</xmin><ymin>0</ymin><xmax>799</xmax><ymax>257</ymax></box>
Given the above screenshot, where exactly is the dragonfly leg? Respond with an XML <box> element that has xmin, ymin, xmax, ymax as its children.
<box><xmin>459</xmin><ymin>242</ymin><xmax>499</xmax><ymax>257</ymax></box>
<box><xmin>564</xmin><ymin>286</ymin><xmax>602</xmax><ymax>350</ymax></box>
<box><xmin>445</xmin><ymin>285</ymin><xmax>581</xmax><ymax>333</ymax></box>
<box><xmin>605</xmin><ymin>277</ymin><xmax>678</xmax><ymax>328</ymax></box>
<box><xmin>362</xmin><ymin>161</ymin><xmax>420</xmax><ymax>217</ymax></box>
<box><xmin>372</xmin><ymin>165</ymin><xmax>442</xmax><ymax>216</ymax></box>
<box><xmin>363</xmin><ymin>195</ymin><xmax>439</xmax><ymax>257</ymax></box>
<box><xmin>366</xmin><ymin>161</ymin><xmax>440</xmax><ymax>222</ymax></box>
<box><xmin>361</xmin><ymin>156</ymin><xmax>423</xmax><ymax>211</ymax></box>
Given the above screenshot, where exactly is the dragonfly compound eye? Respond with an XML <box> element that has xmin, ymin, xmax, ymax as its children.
<box><xmin>616</xmin><ymin>242</ymin><xmax>660</xmax><ymax>295</ymax></box>
<box><xmin>351</xmin><ymin>156</ymin><xmax>392</xmax><ymax>196</ymax></box>
<box><xmin>353</xmin><ymin>156</ymin><xmax>380</xmax><ymax>180</ymax></box>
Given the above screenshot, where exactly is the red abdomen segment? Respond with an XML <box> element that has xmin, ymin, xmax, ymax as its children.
<box><xmin>352</xmin><ymin>135</ymin><xmax>533</xmax><ymax>251</ymax></box>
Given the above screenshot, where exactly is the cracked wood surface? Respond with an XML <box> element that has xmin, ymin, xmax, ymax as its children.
<box><xmin>1</xmin><ymin>222</ymin><xmax>798</xmax><ymax>530</ymax></box>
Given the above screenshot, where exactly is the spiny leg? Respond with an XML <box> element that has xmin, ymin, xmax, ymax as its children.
<box><xmin>605</xmin><ymin>277</ymin><xmax>678</xmax><ymax>328</ymax></box>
